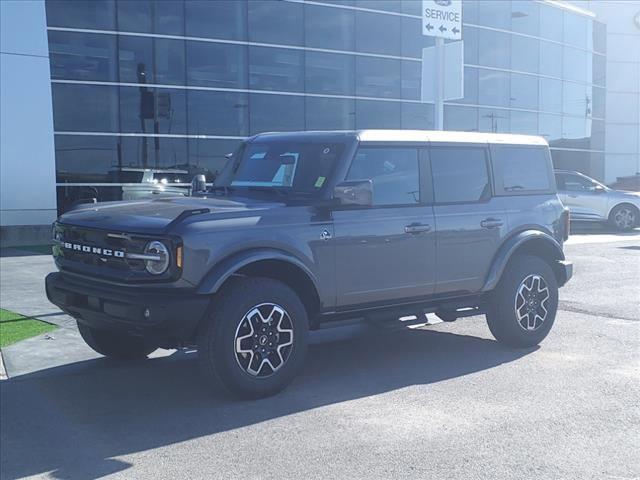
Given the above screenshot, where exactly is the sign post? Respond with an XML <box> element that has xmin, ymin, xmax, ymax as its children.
<box><xmin>421</xmin><ymin>0</ymin><xmax>463</xmax><ymax>130</ymax></box>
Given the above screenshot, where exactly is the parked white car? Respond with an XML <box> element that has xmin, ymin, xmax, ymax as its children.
<box><xmin>555</xmin><ymin>170</ymin><xmax>640</xmax><ymax>231</ymax></box>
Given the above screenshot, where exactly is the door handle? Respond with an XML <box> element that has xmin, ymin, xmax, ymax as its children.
<box><xmin>405</xmin><ymin>223</ymin><xmax>431</xmax><ymax>234</ymax></box>
<box><xmin>568</xmin><ymin>194</ymin><xmax>578</xmax><ymax>198</ymax></box>
<box><xmin>480</xmin><ymin>218</ymin><xmax>503</xmax><ymax>229</ymax></box>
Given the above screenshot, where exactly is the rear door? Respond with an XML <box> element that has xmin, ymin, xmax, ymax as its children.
<box><xmin>429</xmin><ymin>144</ymin><xmax>507</xmax><ymax>294</ymax></box>
<box><xmin>333</xmin><ymin>145</ymin><xmax>436</xmax><ymax>307</ymax></box>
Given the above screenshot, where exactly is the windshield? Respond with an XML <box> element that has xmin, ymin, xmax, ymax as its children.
<box><xmin>218</xmin><ymin>141</ymin><xmax>345</xmax><ymax>195</ymax></box>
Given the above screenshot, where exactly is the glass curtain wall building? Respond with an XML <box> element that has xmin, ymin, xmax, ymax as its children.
<box><xmin>45</xmin><ymin>0</ymin><xmax>606</xmax><ymax>211</ymax></box>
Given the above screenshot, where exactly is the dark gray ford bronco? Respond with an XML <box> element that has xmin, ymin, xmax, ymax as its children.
<box><xmin>46</xmin><ymin>130</ymin><xmax>573</xmax><ymax>398</ymax></box>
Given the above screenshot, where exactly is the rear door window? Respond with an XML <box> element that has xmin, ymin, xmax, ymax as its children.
<box><xmin>346</xmin><ymin>147</ymin><xmax>420</xmax><ymax>205</ymax></box>
<box><xmin>491</xmin><ymin>146</ymin><xmax>553</xmax><ymax>194</ymax></box>
<box><xmin>430</xmin><ymin>146</ymin><xmax>490</xmax><ymax>204</ymax></box>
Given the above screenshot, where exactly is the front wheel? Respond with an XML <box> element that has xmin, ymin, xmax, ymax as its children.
<box><xmin>486</xmin><ymin>255</ymin><xmax>559</xmax><ymax>348</ymax></box>
<box><xmin>77</xmin><ymin>322</ymin><xmax>157</xmax><ymax>359</ymax></box>
<box><xmin>609</xmin><ymin>204</ymin><xmax>638</xmax><ymax>231</ymax></box>
<box><xmin>198</xmin><ymin>277</ymin><xmax>309</xmax><ymax>399</ymax></box>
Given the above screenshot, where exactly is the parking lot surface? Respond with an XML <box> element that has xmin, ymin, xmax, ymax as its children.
<box><xmin>1</xmin><ymin>232</ymin><xmax>639</xmax><ymax>480</ymax></box>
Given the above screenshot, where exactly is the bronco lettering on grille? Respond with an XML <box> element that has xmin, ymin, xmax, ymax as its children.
<box><xmin>63</xmin><ymin>242</ymin><xmax>125</xmax><ymax>258</ymax></box>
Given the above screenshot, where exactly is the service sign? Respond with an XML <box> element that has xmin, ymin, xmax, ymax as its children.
<box><xmin>422</xmin><ymin>0</ymin><xmax>462</xmax><ymax>40</ymax></box>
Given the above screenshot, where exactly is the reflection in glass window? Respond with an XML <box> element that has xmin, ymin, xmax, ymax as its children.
<box><xmin>463</xmin><ymin>26</ymin><xmax>479</xmax><ymax>65</ymax></box>
<box><xmin>48</xmin><ymin>31</ymin><xmax>117</xmax><ymax>81</ymax></box>
<box><xmin>355</xmin><ymin>10</ymin><xmax>401</xmax><ymax>56</ymax></box>
<box><xmin>510</xmin><ymin>74</ymin><xmax>538</xmax><ymax>110</ymax></box>
<box><xmin>401</xmin><ymin>61</ymin><xmax>421</xmax><ymax>101</ymax></box>
<box><xmin>511</xmin><ymin>0</ymin><xmax>539</xmax><ymax>36</ymax></box>
<box><xmin>563</xmin><ymin>82</ymin><xmax>589</xmax><ymax>117</ymax></box>
<box><xmin>591</xmin><ymin>120</ymin><xmax>605</xmax><ymax>151</ymax></box>
<box><xmin>119</xmin><ymin>137</ymin><xmax>188</xmax><ymax>171</ymax></box>
<box><xmin>401</xmin><ymin>103</ymin><xmax>434</xmax><ymax>130</ymax></box>
<box><xmin>52</xmin><ymin>84</ymin><xmax>119</xmax><ymax>132</ymax></box>
<box><xmin>478</xmin><ymin>0</ymin><xmax>511</xmax><ymax>29</ymax></box>
<box><xmin>492</xmin><ymin>147</ymin><xmax>551</xmax><ymax>193</ymax></box>
<box><xmin>186</xmin><ymin>41</ymin><xmax>247</xmax><ymax>89</ymax></box>
<box><xmin>185</xmin><ymin>1</ymin><xmax>246</xmax><ymax>40</ymax></box>
<box><xmin>479</xmin><ymin>108</ymin><xmax>510</xmax><ymax>133</ymax></box>
<box><xmin>539</xmin><ymin>4</ymin><xmax>563</xmax><ymax>42</ymax></box>
<box><xmin>119</xmin><ymin>87</ymin><xmax>187</xmax><ymax>135</ymax></box>
<box><xmin>118</xmin><ymin>37</ymin><xmax>185</xmax><ymax>86</ymax></box>
<box><xmin>539</xmin><ymin>40</ymin><xmax>562</xmax><ymax>78</ymax></box>
<box><xmin>117</xmin><ymin>0</ymin><xmax>153</xmax><ymax>33</ymax></box>
<box><xmin>118</xmin><ymin>36</ymin><xmax>153</xmax><ymax>84</ymax></box>
<box><xmin>248</xmin><ymin>0</ymin><xmax>303</xmax><ymax>46</ymax></box>
<box><xmin>563</xmin><ymin>11</ymin><xmax>587</xmax><ymax>49</ymax></box>
<box><xmin>562</xmin><ymin>116</ymin><xmax>588</xmax><ymax>141</ymax></box>
<box><xmin>305</xmin><ymin>52</ymin><xmax>354</xmax><ymax>96</ymax></box>
<box><xmin>188</xmin><ymin>138</ymin><xmax>242</xmax><ymax>180</ymax></box>
<box><xmin>539</xmin><ymin>78</ymin><xmax>562</xmax><ymax>113</ymax></box>
<box><xmin>538</xmin><ymin>114</ymin><xmax>562</xmax><ymax>145</ymax></box>
<box><xmin>444</xmin><ymin>106</ymin><xmax>479</xmax><ymax>132</ymax></box>
<box><xmin>592</xmin><ymin>54</ymin><xmax>606</xmax><ymax>87</ymax></box>
<box><xmin>355</xmin><ymin>101</ymin><xmax>401</xmax><ymax>129</ymax></box>
<box><xmin>356</xmin><ymin>57</ymin><xmax>401</xmax><ymax>99</ymax></box>
<box><xmin>187</xmin><ymin>91</ymin><xmax>248</xmax><ymax>137</ymax></box>
<box><xmin>593</xmin><ymin>21</ymin><xmax>607</xmax><ymax>54</ymax></box>
<box><xmin>478</xmin><ymin>70</ymin><xmax>509</xmax><ymax>107</ymax></box>
<box><xmin>450</xmin><ymin>67</ymin><xmax>478</xmax><ymax>105</ymax></box>
<box><xmin>563</xmin><ymin>47</ymin><xmax>588</xmax><ymax>83</ymax></box>
<box><xmin>249</xmin><ymin>47</ymin><xmax>304</xmax><ymax>93</ymax></box>
<box><xmin>46</xmin><ymin>0</ymin><xmax>115</xmax><ymax>29</ymax></box>
<box><xmin>478</xmin><ymin>30</ymin><xmax>510</xmax><ymax>69</ymax></box>
<box><xmin>592</xmin><ymin>87</ymin><xmax>605</xmax><ymax>119</ymax></box>
<box><xmin>510</xmin><ymin>111</ymin><xmax>538</xmax><ymax>134</ymax></box>
<box><xmin>305</xmin><ymin>4</ymin><xmax>354</xmax><ymax>51</ymax></box>
<box><xmin>401</xmin><ymin>16</ymin><xmax>434</xmax><ymax>58</ymax></box>
<box><xmin>431</xmin><ymin>147</ymin><xmax>489</xmax><ymax>203</ymax></box>
<box><xmin>347</xmin><ymin>148</ymin><xmax>419</xmax><ymax>205</ymax></box>
<box><xmin>249</xmin><ymin>94</ymin><xmax>304</xmax><ymax>134</ymax></box>
<box><xmin>305</xmin><ymin>97</ymin><xmax>355</xmax><ymax>131</ymax></box>
<box><xmin>511</xmin><ymin>36</ymin><xmax>539</xmax><ymax>74</ymax></box>
<box><xmin>55</xmin><ymin>135</ymin><xmax>120</xmax><ymax>183</ymax></box>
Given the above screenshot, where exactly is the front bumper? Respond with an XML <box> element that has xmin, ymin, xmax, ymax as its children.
<box><xmin>45</xmin><ymin>272</ymin><xmax>210</xmax><ymax>347</ymax></box>
<box><xmin>557</xmin><ymin>260</ymin><xmax>573</xmax><ymax>287</ymax></box>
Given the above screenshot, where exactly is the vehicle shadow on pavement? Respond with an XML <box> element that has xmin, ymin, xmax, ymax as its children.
<box><xmin>0</xmin><ymin>328</ymin><xmax>535</xmax><ymax>480</ymax></box>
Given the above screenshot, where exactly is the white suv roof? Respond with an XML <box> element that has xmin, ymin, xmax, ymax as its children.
<box><xmin>356</xmin><ymin>129</ymin><xmax>548</xmax><ymax>146</ymax></box>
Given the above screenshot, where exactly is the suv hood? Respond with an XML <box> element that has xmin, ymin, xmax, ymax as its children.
<box><xmin>58</xmin><ymin>196</ymin><xmax>284</xmax><ymax>235</ymax></box>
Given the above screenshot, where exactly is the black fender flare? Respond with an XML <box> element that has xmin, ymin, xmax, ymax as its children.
<box><xmin>482</xmin><ymin>230</ymin><xmax>566</xmax><ymax>292</ymax></box>
<box><xmin>196</xmin><ymin>248</ymin><xmax>320</xmax><ymax>296</ymax></box>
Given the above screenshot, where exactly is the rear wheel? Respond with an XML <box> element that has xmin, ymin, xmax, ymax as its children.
<box><xmin>77</xmin><ymin>322</ymin><xmax>157</xmax><ymax>359</ymax></box>
<box><xmin>486</xmin><ymin>254</ymin><xmax>558</xmax><ymax>348</ymax></box>
<box><xmin>609</xmin><ymin>204</ymin><xmax>638</xmax><ymax>231</ymax></box>
<box><xmin>197</xmin><ymin>277</ymin><xmax>308</xmax><ymax>399</ymax></box>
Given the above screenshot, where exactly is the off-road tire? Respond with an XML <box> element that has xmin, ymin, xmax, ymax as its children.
<box><xmin>608</xmin><ymin>203</ymin><xmax>639</xmax><ymax>231</ymax></box>
<box><xmin>486</xmin><ymin>254</ymin><xmax>558</xmax><ymax>348</ymax></box>
<box><xmin>77</xmin><ymin>322</ymin><xmax>157</xmax><ymax>359</ymax></box>
<box><xmin>197</xmin><ymin>277</ymin><xmax>309</xmax><ymax>399</ymax></box>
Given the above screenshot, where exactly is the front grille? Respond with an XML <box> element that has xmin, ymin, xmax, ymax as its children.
<box><xmin>54</xmin><ymin>225</ymin><xmax>148</xmax><ymax>273</ymax></box>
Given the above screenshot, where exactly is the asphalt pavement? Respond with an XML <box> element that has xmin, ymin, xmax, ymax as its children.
<box><xmin>1</xmin><ymin>229</ymin><xmax>638</xmax><ymax>480</ymax></box>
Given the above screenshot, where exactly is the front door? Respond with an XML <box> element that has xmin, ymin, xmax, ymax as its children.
<box><xmin>333</xmin><ymin>146</ymin><xmax>436</xmax><ymax>308</ymax></box>
<box><xmin>429</xmin><ymin>144</ymin><xmax>507</xmax><ymax>294</ymax></box>
<box><xmin>555</xmin><ymin>172</ymin><xmax>607</xmax><ymax>220</ymax></box>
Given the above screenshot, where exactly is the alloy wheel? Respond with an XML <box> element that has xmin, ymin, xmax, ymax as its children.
<box><xmin>614</xmin><ymin>207</ymin><xmax>636</xmax><ymax>230</ymax></box>
<box><xmin>514</xmin><ymin>274</ymin><xmax>550</xmax><ymax>331</ymax></box>
<box><xmin>234</xmin><ymin>303</ymin><xmax>294</xmax><ymax>377</ymax></box>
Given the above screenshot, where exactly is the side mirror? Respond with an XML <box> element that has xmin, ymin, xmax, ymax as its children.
<box><xmin>190</xmin><ymin>174</ymin><xmax>207</xmax><ymax>195</ymax></box>
<box><xmin>591</xmin><ymin>184</ymin><xmax>606</xmax><ymax>193</ymax></box>
<box><xmin>333</xmin><ymin>180</ymin><xmax>373</xmax><ymax>207</ymax></box>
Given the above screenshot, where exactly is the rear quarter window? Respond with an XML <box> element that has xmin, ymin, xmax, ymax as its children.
<box><xmin>491</xmin><ymin>145</ymin><xmax>554</xmax><ymax>195</ymax></box>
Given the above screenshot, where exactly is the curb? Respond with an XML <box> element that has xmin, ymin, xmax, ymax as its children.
<box><xmin>0</xmin><ymin>348</ymin><xmax>7</xmax><ymax>380</ymax></box>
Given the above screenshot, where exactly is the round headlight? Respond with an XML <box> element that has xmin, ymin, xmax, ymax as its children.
<box><xmin>144</xmin><ymin>241</ymin><xmax>170</xmax><ymax>275</ymax></box>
